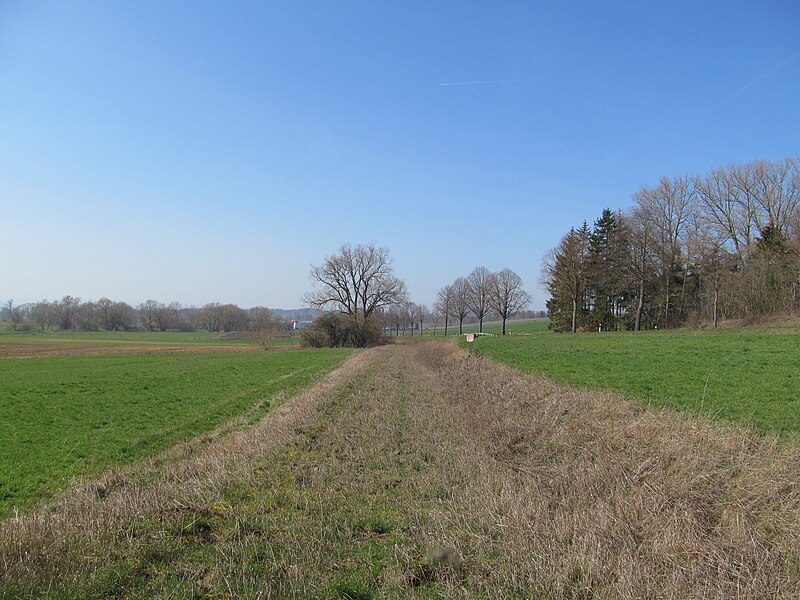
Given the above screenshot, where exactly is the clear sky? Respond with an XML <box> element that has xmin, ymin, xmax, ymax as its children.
<box><xmin>2</xmin><ymin>1</ymin><xmax>798</xmax><ymax>310</ymax></box>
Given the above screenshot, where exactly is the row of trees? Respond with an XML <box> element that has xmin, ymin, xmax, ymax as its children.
<box><xmin>0</xmin><ymin>297</ymin><xmax>284</xmax><ymax>333</ymax></box>
<box><xmin>433</xmin><ymin>267</ymin><xmax>532</xmax><ymax>336</ymax></box>
<box><xmin>5</xmin><ymin>243</ymin><xmax>535</xmax><ymax>345</ymax></box>
<box><xmin>302</xmin><ymin>244</ymin><xmax>533</xmax><ymax>347</ymax></box>
<box><xmin>543</xmin><ymin>155</ymin><xmax>800</xmax><ymax>332</ymax></box>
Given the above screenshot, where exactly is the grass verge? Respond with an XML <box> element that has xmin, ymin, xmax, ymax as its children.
<box><xmin>466</xmin><ymin>326</ymin><xmax>800</xmax><ymax>435</ymax></box>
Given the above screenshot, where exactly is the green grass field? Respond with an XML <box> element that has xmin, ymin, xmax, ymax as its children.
<box><xmin>466</xmin><ymin>325</ymin><xmax>800</xmax><ymax>435</ymax></box>
<box><xmin>421</xmin><ymin>317</ymin><xmax>550</xmax><ymax>337</ymax></box>
<box><xmin>0</xmin><ymin>348</ymin><xmax>352</xmax><ymax>517</ymax></box>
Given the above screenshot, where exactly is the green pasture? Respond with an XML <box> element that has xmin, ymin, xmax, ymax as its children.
<box><xmin>466</xmin><ymin>325</ymin><xmax>800</xmax><ymax>435</ymax></box>
<box><xmin>0</xmin><ymin>349</ymin><xmax>351</xmax><ymax>517</ymax></box>
<box><xmin>421</xmin><ymin>317</ymin><xmax>550</xmax><ymax>337</ymax></box>
<box><xmin>459</xmin><ymin>317</ymin><xmax>549</xmax><ymax>335</ymax></box>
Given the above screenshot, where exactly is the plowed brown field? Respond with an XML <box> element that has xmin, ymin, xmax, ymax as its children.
<box><xmin>0</xmin><ymin>342</ymin><xmax>264</xmax><ymax>359</ymax></box>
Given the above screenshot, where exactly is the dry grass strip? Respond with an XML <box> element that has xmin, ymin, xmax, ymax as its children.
<box><xmin>411</xmin><ymin>341</ymin><xmax>800</xmax><ymax>598</ymax></box>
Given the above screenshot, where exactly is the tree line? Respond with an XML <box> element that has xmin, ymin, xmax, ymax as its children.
<box><xmin>433</xmin><ymin>267</ymin><xmax>532</xmax><ymax>336</ymax></box>
<box><xmin>543</xmin><ymin>155</ymin><xmax>800</xmax><ymax>332</ymax></box>
<box><xmin>302</xmin><ymin>243</ymin><xmax>534</xmax><ymax>347</ymax></box>
<box><xmin>0</xmin><ymin>297</ymin><xmax>285</xmax><ymax>334</ymax></box>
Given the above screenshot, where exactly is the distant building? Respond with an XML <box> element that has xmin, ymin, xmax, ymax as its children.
<box><xmin>290</xmin><ymin>320</ymin><xmax>313</xmax><ymax>330</ymax></box>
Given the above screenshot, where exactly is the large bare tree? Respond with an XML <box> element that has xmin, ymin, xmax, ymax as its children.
<box><xmin>489</xmin><ymin>269</ymin><xmax>532</xmax><ymax>335</ymax></box>
<box><xmin>57</xmin><ymin>295</ymin><xmax>81</xmax><ymax>331</ymax></box>
<box><xmin>305</xmin><ymin>243</ymin><xmax>407</xmax><ymax>320</ymax></box>
<box><xmin>2</xmin><ymin>300</ymin><xmax>23</xmax><ymax>331</ymax></box>
<box><xmin>626</xmin><ymin>209</ymin><xmax>656</xmax><ymax>331</ymax></box>
<box><xmin>433</xmin><ymin>284</ymin><xmax>452</xmax><ymax>336</ymax></box>
<box><xmin>449</xmin><ymin>277</ymin><xmax>470</xmax><ymax>334</ymax></box>
<box><xmin>694</xmin><ymin>168</ymin><xmax>754</xmax><ymax>259</ymax></box>
<box><xmin>33</xmin><ymin>300</ymin><xmax>55</xmax><ymax>331</ymax></box>
<box><xmin>634</xmin><ymin>176</ymin><xmax>695</xmax><ymax>328</ymax></box>
<box><xmin>409</xmin><ymin>302</ymin><xmax>428</xmax><ymax>337</ymax></box>
<box><xmin>466</xmin><ymin>266</ymin><xmax>492</xmax><ymax>333</ymax></box>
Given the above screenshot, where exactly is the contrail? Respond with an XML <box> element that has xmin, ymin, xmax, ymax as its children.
<box><xmin>437</xmin><ymin>78</ymin><xmax>524</xmax><ymax>87</ymax></box>
<box><xmin>734</xmin><ymin>52</ymin><xmax>800</xmax><ymax>95</ymax></box>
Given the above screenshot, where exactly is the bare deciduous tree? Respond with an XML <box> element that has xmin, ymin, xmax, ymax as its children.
<box><xmin>467</xmin><ymin>266</ymin><xmax>492</xmax><ymax>333</ymax></box>
<box><xmin>200</xmin><ymin>303</ymin><xmax>248</xmax><ymax>332</ymax></box>
<box><xmin>411</xmin><ymin>303</ymin><xmax>428</xmax><ymax>337</ymax></box>
<box><xmin>57</xmin><ymin>296</ymin><xmax>81</xmax><ymax>331</ymax></box>
<box><xmin>694</xmin><ymin>168</ymin><xmax>753</xmax><ymax>259</ymax></box>
<box><xmin>305</xmin><ymin>243</ymin><xmax>407</xmax><ymax>320</ymax></box>
<box><xmin>739</xmin><ymin>158</ymin><xmax>800</xmax><ymax>238</ymax></box>
<box><xmin>386</xmin><ymin>305</ymin><xmax>405</xmax><ymax>336</ymax></box>
<box><xmin>449</xmin><ymin>277</ymin><xmax>470</xmax><ymax>334</ymax></box>
<box><xmin>626</xmin><ymin>209</ymin><xmax>656</xmax><ymax>331</ymax></box>
<box><xmin>249</xmin><ymin>306</ymin><xmax>276</xmax><ymax>330</ymax></box>
<box><xmin>428</xmin><ymin>305</ymin><xmax>441</xmax><ymax>336</ymax></box>
<box><xmin>433</xmin><ymin>284</ymin><xmax>453</xmax><ymax>336</ymax></box>
<box><xmin>33</xmin><ymin>300</ymin><xmax>55</xmax><ymax>332</ymax></box>
<box><xmin>250</xmin><ymin>308</ymin><xmax>289</xmax><ymax>350</ymax></box>
<box><xmin>2</xmin><ymin>300</ymin><xmax>23</xmax><ymax>331</ymax></box>
<box><xmin>489</xmin><ymin>269</ymin><xmax>531</xmax><ymax>335</ymax></box>
<box><xmin>635</xmin><ymin>176</ymin><xmax>695</xmax><ymax>328</ymax></box>
<box><xmin>96</xmin><ymin>298</ymin><xmax>115</xmax><ymax>331</ymax></box>
<box><xmin>138</xmin><ymin>299</ymin><xmax>161</xmax><ymax>332</ymax></box>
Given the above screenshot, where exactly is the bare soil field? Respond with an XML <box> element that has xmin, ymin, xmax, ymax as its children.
<box><xmin>0</xmin><ymin>341</ymin><xmax>262</xmax><ymax>359</ymax></box>
<box><xmin>1</xmin><ymin>340</ymin><xmax>798</xmax><ymax>598</ymax></box>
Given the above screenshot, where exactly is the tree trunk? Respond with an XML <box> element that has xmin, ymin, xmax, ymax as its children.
<box><xmin>502</xmin><ymin>316</ymin><xmax>507</xmax><ymax>335</ymax></box>
<box><xmin>713</xmin><ymin>286</ymin><xmax>719</xmax><ymax>328</ymax></box>
<box><xmin>679</xmin><ymin>263</ymin><xmax>689</xmax><ymax>321</ymax></box>
<box><xmin>459</xmin><ymin>317</ymin><xmax>464</xmax><ymax>335</ymax></box>
<box><xmin>635</xmin><ymin>277</ymin><xmax>644</xmax><ymax>331</ymax></box>
<box><xmin>444</xmin><ymin>316</ymin><xmax>448</xmax><ymax>337</ymax></box>
<box><xmin>571</xmin><ymin>295</ymin><xmax>577</xmax><ymax>333</ymax></box>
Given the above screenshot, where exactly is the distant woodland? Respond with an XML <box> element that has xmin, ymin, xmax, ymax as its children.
<box><xmin>0</xmin><ymin>298</ymin><xmax>304</xmax><ymax>334</ymax></box>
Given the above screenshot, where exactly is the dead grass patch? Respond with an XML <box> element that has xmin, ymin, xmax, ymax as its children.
<box><xmin>411</xmin><ymin>341</ymin><xmax>800</xmax><ymax>597</ymax></box>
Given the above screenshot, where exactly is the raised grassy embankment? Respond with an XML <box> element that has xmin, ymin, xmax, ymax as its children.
<box><xmin>1</xmin><ymin>341</ymin><xmax>798</xmax><ymax>598</ymax></box>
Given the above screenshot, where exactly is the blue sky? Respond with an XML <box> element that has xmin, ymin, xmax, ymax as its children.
<box><xmin>2</xmin><ymin>1</ymin><xmax>798</xmax><ymax>310</ymax></box>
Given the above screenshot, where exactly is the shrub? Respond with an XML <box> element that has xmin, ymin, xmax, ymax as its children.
<box><xmin>301</xmin><ymin>314</ymin><xmax>386</xmax><ymax>348</ymax></box>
